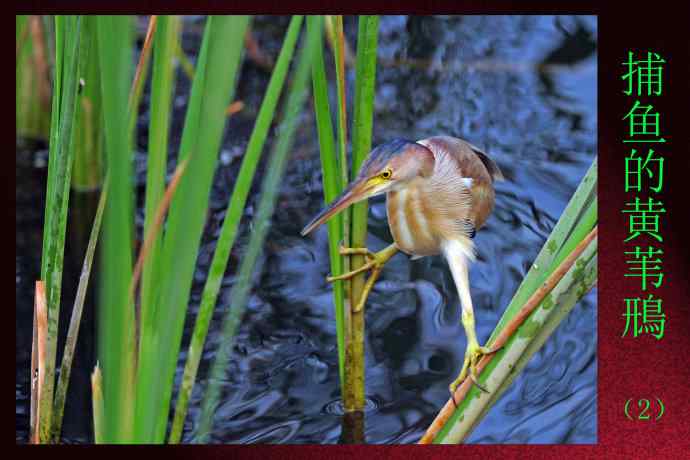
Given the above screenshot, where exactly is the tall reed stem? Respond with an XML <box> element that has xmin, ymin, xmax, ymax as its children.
<box><xmin>38</xmin><ymin>15</ymin><xmax>82</xmax><ymax>443</ymax></box>
<box><xmin>344</xmin><ymin>15</ymin><xmax>379</xmax><ymax>414</ymax></box>
<box><xmin>308</xmin><ymin>15</ymin><xmax>346</xmax><ymax>387</ymax></box>
<box><xmin>95</xmin><ymin>15</ymin><xmax>136</xmax><ymax>442</ymax></box>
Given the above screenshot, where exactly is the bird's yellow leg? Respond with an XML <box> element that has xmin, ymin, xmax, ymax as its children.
<box><xmin>443</xmin><ymin>240</ymin><xmax>501</xmax><ymax>399</ymax></box>
<box><xmin>449</xmin><ymin>310</ymin><xmax>499</xmax><ymax>396</ymax></box>
<box><xmin>326</xmin><ymin>243</ymin><xmax>398</xmax><ymax>312</ymax></box>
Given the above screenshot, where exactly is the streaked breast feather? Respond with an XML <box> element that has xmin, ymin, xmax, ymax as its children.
<box><xmin>394</xmin><ymin>189</ymin><xmax>414</xmax><ymax>250</ymax></box>
<box><xmin>387</xmin><ymin>186</ymin><xmax>440</xmax><ymax>255</ymax></box>
<box><xmin>407</xmin><ymin>187</ymin><xmax>433</xmax><ymax>242</ymax></box>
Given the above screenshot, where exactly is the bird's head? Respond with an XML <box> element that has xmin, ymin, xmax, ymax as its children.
<box><xmin>301</xmin><ymin>139</ymin><xmax>435</xmax><ymax>236</ymax></box>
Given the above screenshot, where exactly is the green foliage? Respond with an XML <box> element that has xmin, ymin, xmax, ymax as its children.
<box><xmin>491</xmin><ymin>158</ymin><xmax>598</xmax><ymax>338</ymax></box>
<box><xmin>30</xmin><ymin>13</ymin><xmax>384</xmax><ymax>444</ymax></box>
<box><xmin>71</xmin><ymin>16</ymin><xmax>104</xmax><ymax>190</ymax></box>
<box><xmin>35</xmin><ymin>13</ymin><xmax>328</xmax><ymax>444</ymax></box>
<box><xmin>308</xmin><ymin>15</ymin><xmax>346</xmax><ymax>385</ymax></box>
<box><xmin>350</xmin><ymin>16</ymin><xmax>380</xmax><ymax>179</ymax></box>
<box><xmin>169</xmin><ymin>15</ymin><xmax>305</xmax><ymax>443</ymax></box>
<box><xmin>140</xmin><ymin>15</ymin><xmax>178</xmax><ymax>356</ymax></box>
<box><xmin>38</xmin><ymin>15</ymin><xmax>82</xmax><ymax>444</ymax></box>
<box><xmin>308</xmin><ymin>15</ymin><xmax>381</xmax><ymax>413</ymax></box>
<box><xmin>306</xmin><ymin>15</ymin><xmax>381</xmax><ymax>412</ymax></box>
<box><xmin>133</xmin><ymin>16</ymin><xmax>250</xmax><ymax>442</ymax></box>
<box><xmin>52</xmin><ymin>177</ymin><xmax>108</xmax><ymax>440</ymax></box>
<box><xmin>95</xmin><ymin>15</ymin><xmax>136</xmax><ymax>442</ymax></box>
<box><xmin>193</xmin><ymin>15</ymin><xmax>320</xmax><ymax>442</ymax></box>
<box><xmin>345</xmin><ymin>15</ymin><xmax>380</xmax><ymax>412</ymax></box>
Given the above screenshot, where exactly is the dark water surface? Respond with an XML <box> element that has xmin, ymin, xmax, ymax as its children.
<box><xmin>16</xmin><ymin>15</ymin><xmax>597</xmax><ymax>443</ymax></box>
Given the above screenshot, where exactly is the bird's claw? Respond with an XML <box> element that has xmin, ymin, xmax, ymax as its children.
<box><xmin>326</xmin><ymin>248</ymin><xmax>382</xmax><ymax>283</ymax></box>
<box><xmin>336</xmin><ymin>244</ymin><xmax>377</xmax><ymax>259</ymax></box>
<box><xmin>326</xmin><ymin>246</ymin><xmax>385</xmax><ymax>313</ymax></box>
<box><xmin>449</xmin><ymin>342</ymin><xmax>501</xmax><ymax>402</ymax></box>
<box><xmin>325</xmin><ymin>244</ymin><xmax>398</xmax><ymax>313</ymax></box>
<box><xmin>326</xmin><ymin>245</ymin><xmax>391</xmax><ymax>283</ymax></box>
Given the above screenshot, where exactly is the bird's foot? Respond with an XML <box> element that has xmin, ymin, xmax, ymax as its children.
<box><xmin>327</xmin><ymin>243</ymin><xmax>397</xmax><ymax>313</ymax></box>
<box><xmin>449</xmin><ymin>341</ymin><xmax>501</xmax><ymax>405</ymax></box>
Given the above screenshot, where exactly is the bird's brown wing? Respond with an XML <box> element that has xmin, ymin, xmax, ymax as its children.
<box><xmin>418</xmin><ymin>136</ymin><xmax>502</xmax><ymax>230</ymax></box>
<box><xmin>465</xmin><ymin>141</ymin><xmax>504</xmax><ymax>182</ymax></box>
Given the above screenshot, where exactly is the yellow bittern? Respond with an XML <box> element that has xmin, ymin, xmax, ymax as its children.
<box><xmin>301</xmin><ymin>135</ymin><xmax>504</xmax><ymax>396</ymax></box>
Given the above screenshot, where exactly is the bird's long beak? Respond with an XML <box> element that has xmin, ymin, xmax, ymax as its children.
<box><xmin>301</xmin><ymin>177</ymin><xmax>374</xmax><ymax>236</ymax></box>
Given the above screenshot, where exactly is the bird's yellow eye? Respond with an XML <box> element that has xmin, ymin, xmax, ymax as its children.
<box><xmin>380</xmin><ymin>169</ymin><xmax>392</xmax><ymax>180</ymax></box>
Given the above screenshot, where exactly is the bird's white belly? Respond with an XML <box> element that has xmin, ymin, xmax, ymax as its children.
<box><xmin>386</xmin><ymin>188</ymin><xmax>440</xmax><ymax>256</ymax></box>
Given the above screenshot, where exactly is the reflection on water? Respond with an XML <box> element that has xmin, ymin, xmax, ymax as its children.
<box><xmin>15</xmin><ymin>15</ymin><xmax>596</xmax><ymax>444</ymax></box>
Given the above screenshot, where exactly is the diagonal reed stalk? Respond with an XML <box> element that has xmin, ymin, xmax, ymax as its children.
<box><xmin>422</xmin><ymin>157</ymin><xmax>598</xmax><ymax>444</ymax></box>
<box><xmin>175</xmin><ymin>38</ymin><xmax>196</xmax><ymax>81</ymax></box>
<box><xmin>169</xmin><ymin>15</ymin><xmax>305</xmax><ymax>444</ymax></box>
<box><xmin>130</xmin><ymin>158</ymin><xmax>189</xmax><ymax>354</ymax></box>
<box><xmin>128</xmin><ymin>15</ymin><xmax>157</xmax><ymax>138</ymax></box>
<box><xmin>423</xmin><ymin>229</ymin><xmax>597</xmax><ymax>443</ymax></box>
<box><xmin>345</xmin><ymin>15</ymin><xmax>380</xmax><ymax>414</ymax></box>
<box><xmin>192</xmin><ymin>17</ymin><xmax>319</xmax><ymax>442</ymax></box>
<box><xmin>462</xmin><ymin>232</ymin><xmax>597</xmax><ymax>441</ymax></box>
<box><xmin>51</xmin><ymin>175</ymin><xmax>108</xmax><ymax>441</ymax></box>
